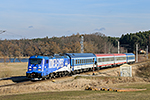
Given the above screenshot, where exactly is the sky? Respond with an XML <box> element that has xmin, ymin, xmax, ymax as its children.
<box><xmin>0</xmin><ymin>0</ymin><xmax>150</xmax><ymax>40</ymax></box>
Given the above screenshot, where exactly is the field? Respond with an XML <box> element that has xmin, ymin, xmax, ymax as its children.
<box><xmin>0</xmin><ymin>83</ymin><xmax>150</xmax><ymax>100</ymax></box>
<box><xmin>0</xmin><ymin>62</ymin><xmax>28</xmax><ymax>78</ymax></box>
<box><xmin>0</xmin><ymin>60</ymin><xmax>150</xmax><ymax>100</ymax></box>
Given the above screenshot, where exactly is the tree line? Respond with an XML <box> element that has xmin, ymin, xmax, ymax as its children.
<box><xmin>0</xmin><ymin>32</ymin><xmax>118</xmax><ymax>59</ymax></box>
<box><xmin>0</xmin><ymin>30</ymin><xmax>149</xmax><ymax>60</ymax></box>
<box><xmin>119</xmin><ymin>30</ymin><xmax>150</xmax><ymax>53</ymax></box>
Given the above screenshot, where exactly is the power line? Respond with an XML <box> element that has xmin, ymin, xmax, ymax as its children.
<box><xmin>1</xmin><ymin>31</ymin><xmax>27</xmax><ymax>39</ymax></box>
<box><xmin>6</xmin><ymin>31</ymin><xmax>24</xmax><ymax>38</ymax></box>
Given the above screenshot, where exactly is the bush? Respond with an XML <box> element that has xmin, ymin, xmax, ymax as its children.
<box><xmin>136</xmin><ymin>62</ymin><xmax>150</xmax><ymax>78</ymax></box>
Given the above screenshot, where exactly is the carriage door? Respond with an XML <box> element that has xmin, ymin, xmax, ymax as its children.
<box><xmin>71</xmin><ymin>59</ymin><xmax>74</xmax><ymax>71</ymax></box>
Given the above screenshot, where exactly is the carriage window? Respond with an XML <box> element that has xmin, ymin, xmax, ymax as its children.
<box><xmin>82</xmin><ymin>59</ymin><xmax>84</xmax><ymax>64</ymax></box>
<box><xmin>78</xmin><ymin>60</ymin><xmax>80</xmax><ymax>64</ymax></box>
<box><xmin>98</xmin><ymin>58</ymin><xmax>102</xmax><ymax>62</ymax></box>
<box><xmin>90</xmin><ymin>59</ymin><xmax>92</xmax><ymax>63</ymax></box>
<box><xmin>116</xmin><ymin>57</ymin><xmax>126</xmax><ymax>61</ymax></box>
<box><xmin>87</xmin><ymin>59</ymin><xmax>90</xmax><ymax>63</ymax></box>
<box><xmin>87</xmin><ymin>59</ymin><xmax>88</xmax><ymax>63</ymax></box>
<box><xmin>105</xmin><ymin>58</ymin><xmax>108</xmax><ymax>62</ymax></box>
<box><xmin>103</xmin><ymin>58</ymin><xmax>105</xmax><ymax>62</ymax></box>
<box><xmin>110</xmin><ymin>58</ymin><xmax>112</xmax><ymax>61</ymax></box>
<box><xmin>112</xmin><ymin>57</ymin><xmax>114</xmax><ymax>61</ymax></box>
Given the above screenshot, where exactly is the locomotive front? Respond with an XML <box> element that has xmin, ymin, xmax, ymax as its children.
<box><xmin>26</xmin><ymin>56</ymin><xmax>45</xmax><ymax>79</ymax></box>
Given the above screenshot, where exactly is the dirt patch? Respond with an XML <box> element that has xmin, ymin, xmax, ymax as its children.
<box><xmin>0</xmin><ymin>76</ymin><xmax>147</xmax><ymax>95</ymax></box>
<box><xmin>0</xmin><ymin>80</ymin><xmax>14</xmax><ymax>86</ymax></box>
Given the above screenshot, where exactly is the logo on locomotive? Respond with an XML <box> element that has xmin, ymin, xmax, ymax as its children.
<box><xmin>49</xmin><ymin>59</ymin><xmax>69</xmax><ymax>69</ymax></box>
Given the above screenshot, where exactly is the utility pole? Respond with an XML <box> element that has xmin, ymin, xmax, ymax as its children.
<box><xmin>146</xmin><ymin>45</ymin><xmax>148</xmax><ymax>59</ymax></box>
<box><xmin>80</xmin><ymin>35</ymin><xmax>84</xmax><ymax>53</ymax></box>
<box><xmin>116</xmin><ymin>40</ymin><xmax>120</xmax><ymax>54</ymax></box>
<box><xmin>136</xmin><ymin>44</ymin><xmax>138</xmax><ymax>62</ymax></box>
<box><xmin>118</xmin><ymin>40</ymin><xmax>120</xmax><ymax>54</ymax></box>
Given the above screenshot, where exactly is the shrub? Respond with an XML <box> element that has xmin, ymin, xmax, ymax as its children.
<box><xmin>136</xmin><ymin>62</ymin><xmax>150</xmax><ymax>78</ymax></box>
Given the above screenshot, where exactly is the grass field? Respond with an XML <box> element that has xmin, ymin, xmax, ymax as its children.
<box><xmin>0</xmin><ymin>62</ymin><xmax>28</xmax><ymax>78</ymax></box>
<box><xmin>0</xmin><ymin>83</ymin><xmax>150</xmax><ymax>100</ymax></box>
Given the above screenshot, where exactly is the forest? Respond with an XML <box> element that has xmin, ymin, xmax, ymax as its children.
<box><xmin>119</xmin><ymin>30</ymin><xmax>150</xmax><ymax>52</ymax></box>
<box><xmin>0</xmin><ymin>30</ymin><xmax>149</xmax><ymax>59</ymax></box>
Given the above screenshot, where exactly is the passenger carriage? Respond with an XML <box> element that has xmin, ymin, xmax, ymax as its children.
<box><xmin>95</xmin><ymin>53</ymin><xmax>127</xmax><ymax>69</ymax></box>
<box><xmin>114</xmin><ymin>54</ymin><xmax>126</xmax><ymax>65</ymax></box>
<box><xmin>65</xmin><ymin>53</ymin><xmax>97</xmax><ymax>74</ymax></box>
<box><xmin>124</xmin><ymin>53</ymin><xmax>135</xmax><ymax>64</ymax></box>
<box><xmin>95</xmin><ymin>54</ymin><xmax>115</xmax><ymax>68</ymax></box>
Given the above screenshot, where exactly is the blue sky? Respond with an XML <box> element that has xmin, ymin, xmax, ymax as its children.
<box><xmin>0</xmin><ymin>0</ymin><xmax>150</xmax><ymax>39</ymax></box>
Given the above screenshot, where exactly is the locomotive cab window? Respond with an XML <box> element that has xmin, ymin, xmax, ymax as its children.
<box><xmin>29</xmin><ymin>58</ymin><xmax>42</xmax><ymax>64</ymax></box>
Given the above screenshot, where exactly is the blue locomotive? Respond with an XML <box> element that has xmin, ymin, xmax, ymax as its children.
<box><xmin>26</xmin><ymin>54</ymin><xmax>71</xmax><ymax>80</ymax></box>
<box><xmin>26</xmin><ymin>53</ymin><xmax>135</xmax><ymax>80</ymax></box>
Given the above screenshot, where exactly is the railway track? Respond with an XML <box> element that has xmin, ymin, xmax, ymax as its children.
<box><xmin>0</xmin><ymin>75</ymin><xmax>74</xmax><ymax>88</ymax></box>
<box><xmin>0</xmin><ymin>61</ymin><xmax>147</xmax><ymax>88</ymax></box>
<box><xmin>0</xmin><ymin>66</ymin><xmax>122</xmax><ymax>88</ymax></box>
<box><xmin>0</xmin><ymin>81</ymin><xmax>34</xmax><ymax>88</ymax></box>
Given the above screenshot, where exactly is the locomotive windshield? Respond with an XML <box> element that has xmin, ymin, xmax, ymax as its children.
<box><xmin>29</xmin><ymin>58</ymin><xmax>42</xmax><ymax>64</ymax></box>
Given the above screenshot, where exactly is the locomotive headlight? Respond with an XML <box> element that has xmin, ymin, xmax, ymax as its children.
<box><xmin>29</xmin><ymin>66</ymin><xmax>32</xmax><ymax>68</ymax></box>
<box><xmin>33</xmin><ymin>67</ymin><xmax>37</xmax><ymax>69</ymax></box>
<box><xmin>38</xmin><ymin>69</ymin><xmax>42</xmax><ymax>71</ymax></box>
<box><xmin>29</xmin><ymin>69</ymin><xmax>32</xmax><ymax>71</ymax></box>
<box><xmin>38</xmin><ymin>66</ymin><xmax>41</xmax><ymax>68</ymax></box>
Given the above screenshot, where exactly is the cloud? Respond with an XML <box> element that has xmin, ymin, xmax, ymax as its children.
<box><xmin>28</xmin><ymin>26</ymin><xmax>33</xmax><ymax>28</ymax></box>
<box><xmin>94</xmin><ymin>27</ymin><xmax>106</xmax><ymax>31</ymax></box>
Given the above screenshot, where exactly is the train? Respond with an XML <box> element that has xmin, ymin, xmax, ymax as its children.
<box><xmin>26</xmin><ymin>53</ymin><xmax>135</xmax><ymax>80</ymax></box>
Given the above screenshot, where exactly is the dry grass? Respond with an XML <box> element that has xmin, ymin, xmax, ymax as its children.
<box><xmin>136</xmin><ymin>62</ymin><xmax>150</xmax><ymax>79</ymax></box>
<box><xmin>0</xmin><ymin>62</ymin><xmax>28</xmax><ymax>78</ymax></box>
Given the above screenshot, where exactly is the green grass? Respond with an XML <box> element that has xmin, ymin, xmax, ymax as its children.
<box><xmin>0</xmin><ymin>90</ymin><xmax>149</xmax><ymax>100</ymax></box>
<box><xmin>0</xmin><ymin>83</ymin><xmax>150</xmax><ymax>100</ymax></box>
<box><xmin>118</xmin><ymin>83</ymin><xmax>150</xmax><ymax>91</ymax></box>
